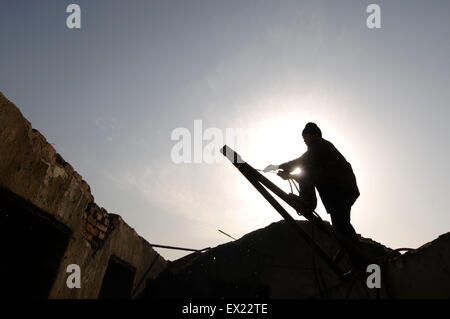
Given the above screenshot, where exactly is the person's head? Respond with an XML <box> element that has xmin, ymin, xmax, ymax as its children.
<box><xmin>302</xmin><ymin>122</ymin><xmax>322</xmax><ymax>146</ymax></box>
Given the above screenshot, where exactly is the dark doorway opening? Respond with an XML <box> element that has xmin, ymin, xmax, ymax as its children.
<box><xmin>98</xmin><ymin>255</ymin><xmax>136</xmax><ymax>299</ymax></box>
<box><xmin>0</xmin><ymin>186</ymin><xmax>71</xmax><ymax>298</ymax></box>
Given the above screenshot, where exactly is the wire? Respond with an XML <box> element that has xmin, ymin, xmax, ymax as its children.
<box><xmin>288</xmin><ymin>179</ymin><xmax>294</xmax><ymax>194</ymax></box>
<box><xmin>292</xmin><ymin>179</ymin><xmax>300</xmax><ymax>193</ymax></box>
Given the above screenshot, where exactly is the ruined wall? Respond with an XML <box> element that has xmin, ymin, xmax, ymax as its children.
<box><xmin>385</xmin><ymin>232</ymin><xmax>450</xmax><ymax>298</ymax></box>
<box><xmin>0</xmin><ymin>92</ymin><xmax>167</xmax><ymax>298</ymax></box>
<box><xmin>142</xmin><ymin>220</ymin><xmax>394</xmax><ymax>299</ymax></box>
<box><xmin>142</xmin><ymin>219</ymin><xmax>450</xmax><ymax>299</ymax></box>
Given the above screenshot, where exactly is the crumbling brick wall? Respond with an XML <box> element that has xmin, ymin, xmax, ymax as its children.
<box><xmin>0</xmin><ymin>91</ymin><xmax>167</xmax><ymax>298</ymax></box>
<box><xmin>85</xmin><ymin>203</ymin><xmax>112</xmax><ymax>245</ymax></box>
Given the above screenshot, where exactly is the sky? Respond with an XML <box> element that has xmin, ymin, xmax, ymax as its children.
<box><xmin>1</xmin><ymin>0</ymin><xmax>449</xmax><ymax>261</ymax></box>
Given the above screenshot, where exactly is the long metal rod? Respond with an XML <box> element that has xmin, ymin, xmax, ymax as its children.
<box><xmin>221</xmin><ymin>145</ymin><xmax>371</xmax><ymax>267</ymax></box>
<box><xmin>246</xmin><ymin>171</ymin><xmax>344</xmax><ymax>277</ymax></box>
<box><xmin>149</xmin><ymin>244</ymin><xmax>210</xmax><ymax>252</ymax></box>
<box><xmin>256</xmin><ymin>163</ymin><xmax>371</xmax><ymax>264</ymax></box>
<box><xmin>220</xmin><ymin>145</ymin><xmax>344</xmax><ymax>278</ymax></box>
<box><xmin>222</xmin><ymin>145</ymin><xmax>333</xmax><ymax>238</ymax></box>
<box><xmin>219</xmin><ymin>229</ymin><xmax>237</xmax><ymax>241</ymax></box>
<box><xmin>245</xmin><ymin>162</ymin><xmax>340</xmax><ymax>242</ymax></box>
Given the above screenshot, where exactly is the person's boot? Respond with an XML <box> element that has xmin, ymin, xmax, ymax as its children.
<box><xmin>288</xmin><ymin>193</ymin><xmax>316</xmax><ymax>216</ymax></box>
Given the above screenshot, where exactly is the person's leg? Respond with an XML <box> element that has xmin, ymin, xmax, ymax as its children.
<box><xmin>329</xmin><ymin>205</ymin><xmax>365</xmax><ymax>269</ymax></box>
<box><xmin>329</xmin><ymin>205</ymin><xmax>359</xmax><ymax>245</ymax></box>
<box><xmin>295</xmin><ymin>170</ymin><xmax>317</xmax><ymax>212</ymax></box>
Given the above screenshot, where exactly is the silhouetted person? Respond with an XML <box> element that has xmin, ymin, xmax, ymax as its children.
<box><xmin>277</xmin><ymin>122</ymin><xmax>360</xmax><ymax>247</ymax></box>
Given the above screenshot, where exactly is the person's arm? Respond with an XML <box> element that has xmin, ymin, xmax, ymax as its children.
<box><xmin>279</xmin><ymin>151</ymin><xmax>311</xmax><ymax>172</ymax></box>
<box><xmin>279</xmin><ymin>157</ymin><xmax>301</xmax><ymax>172</ymax></box>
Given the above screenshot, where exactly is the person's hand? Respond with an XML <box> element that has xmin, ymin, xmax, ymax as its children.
<box><xmin>263</xmin><ymin>164</ymin><xmax>279</xmax><ymax>172</ymax></box>
<box><xmin>277</xmin><ymin>170</ymin><xmax>291</xmax><ymax>180</ymax></box>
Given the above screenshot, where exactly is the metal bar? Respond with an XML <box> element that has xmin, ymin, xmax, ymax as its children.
<box><xmin>222</xmin><ymin>145</ymin><xmax>333</xmax><ymax>238</ymax></box>
<box><xmin>219</xmin><ymin>229</ymin><xmax>237</xmax><ymax>241</ymax></box>
<box><xmin>246</xmin><ymin>171</ymin><xmax>344</xmax><ymax>277</ymax></box>
<box><xmin>244</xmin><ymin>163</ymin><xmax>338</xmax><ymax>239</ymax></box>
<box><xmin>221</xmin><ymin>145</ymin><xmax>344</xmax><ymax>278</ymax></box>
<box><xmin>149</xmin><ymin>243</ymin><xmax>210</xmax><ymax>252</ymax></box>
<box><xmin>222</xmin><ymin>145</ymin><xmax>371</xmax><ymax>267</ymax></box>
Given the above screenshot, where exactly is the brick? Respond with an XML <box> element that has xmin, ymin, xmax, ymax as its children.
<box><xmin>99</xmin><ymin>232</ymin><xmax>105</xmax><ymax>240</ymax></box>
<box><xmin>85</xmin><ymin>233</ymin><xmax>93</xmax><ymax>241</ymax></box>
<box><xmin>86</xmin><ymin>223</ymin><xmax>99</xmax><ymax>236</ymax></box>
<box><xmin>97</xmin><ymin>224</ymin><xmax>108</xmax><ymax>233</ymax></box>
<box><xmin>104</xmin><ymin>218</ymin><xmax>110</xmax><ymax>226</ymax></box>
<box><xmin>87</xmin><ymin>215</ymin><xmax>97</xmax><ymax>225</ymax></box>
<box><xmin>96</xmin><ymin>213</ymin><xmax>103</xmax><ymax>221</ymax></box>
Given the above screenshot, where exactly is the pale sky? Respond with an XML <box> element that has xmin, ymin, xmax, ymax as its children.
<box><xmin>1</xmin><ymin>0</ymin><xmax>449</xmax><ymax>260</ymax></box>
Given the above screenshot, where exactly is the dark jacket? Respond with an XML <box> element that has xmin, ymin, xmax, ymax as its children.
<box><xmin>279</xmin><ymin>137</ymin><xmax>360</xmax><ymax>212</ymax></box>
